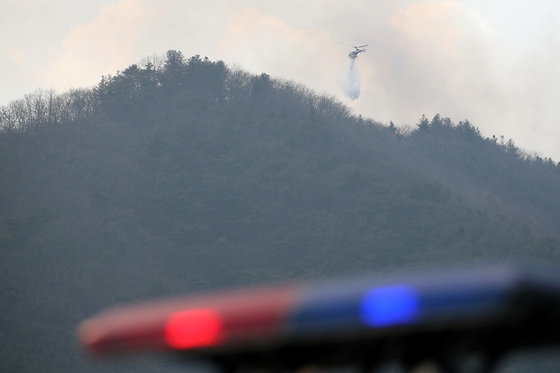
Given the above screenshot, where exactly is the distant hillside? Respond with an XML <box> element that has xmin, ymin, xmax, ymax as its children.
<box><xmin>1</xmin><ymin>50</ymin><xmax>559</xmax><ymax>373</ymax></box>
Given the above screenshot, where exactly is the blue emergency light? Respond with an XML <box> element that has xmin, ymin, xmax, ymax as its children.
<box><xmin>361</xmin><ymin>285</ymin><xmax>419</xmax><ymax>327</ymax></box>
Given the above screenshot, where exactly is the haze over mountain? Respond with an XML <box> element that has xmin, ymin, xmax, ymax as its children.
<box><xmin>1</xmin><ymin>51</ymin><xmax>559</xmax><ymax>372</ymax></box>
<box><xmin>4</xmin><ymin>1</ymin><xmax>560</xmax><ymax>161</ymax></box>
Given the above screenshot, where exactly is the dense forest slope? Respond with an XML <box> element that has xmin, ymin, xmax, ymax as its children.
<box><xmin>1</xmin><ymin>51</ymin><xmax>559</xmax><ymax>372</ymax></box>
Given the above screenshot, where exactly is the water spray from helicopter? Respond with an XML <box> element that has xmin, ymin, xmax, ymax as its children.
<box><xmin>342</xmin><ymin>44</ymin><xmax>367</xmax><ymax>101</ymax></box>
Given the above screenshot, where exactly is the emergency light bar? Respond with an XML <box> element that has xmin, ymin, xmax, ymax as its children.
<box><xmin>78</xmin><ymin>264</ymin><xmax>560</xmax><ymax>370</ymax></box>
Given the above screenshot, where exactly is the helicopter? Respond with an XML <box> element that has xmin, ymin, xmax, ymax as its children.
<box><xmin>348</xmin><ymin>44</ymin><xmax>368</xmax><ymax>59</ymax></box>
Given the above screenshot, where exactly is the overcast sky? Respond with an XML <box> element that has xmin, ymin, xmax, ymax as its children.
<box><xmin>2</xmin><ymin>0</ymin><xmax>559</xmax><ymax>160</ymax></box>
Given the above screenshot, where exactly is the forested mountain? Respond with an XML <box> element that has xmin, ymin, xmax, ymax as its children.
<box><xmin>1</xmin><ymin>50</ymin><xmax>559</xmax><ymax>372</ymax></box>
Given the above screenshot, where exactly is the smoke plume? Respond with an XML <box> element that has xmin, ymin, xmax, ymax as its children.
<box><xmin>343</xmin><ymin>59</ymin><xmax>360</xmax><ymax>100</ymax></box>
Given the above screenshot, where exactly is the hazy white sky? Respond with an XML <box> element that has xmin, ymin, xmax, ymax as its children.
<box><xmin>2</xmin><ymin>0</ymin><xmax>559</xmax><ymax>160</ymax></box>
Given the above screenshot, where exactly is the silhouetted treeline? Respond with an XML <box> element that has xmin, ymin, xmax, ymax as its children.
<box><xmin>1</xmin><ymin>50</ymin><xmax>559</xmax><ymax>373</ymax></box>
<box><xmin>403</xmin><ymin>114</ymin><xmax>560</xmax><ymax>237</ymax></box>
<box><xmin>0</xmin><ymin>88</ymin><xmax>95</xmax><ymax>130</ymax></box>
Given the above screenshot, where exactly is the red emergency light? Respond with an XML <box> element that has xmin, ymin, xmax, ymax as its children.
<box><xmin>165</xmin><ymin>308</ymin><xmax>223</xmax><ymax>349</ymax></box>
<box><xmin>78</xmin><ymin>284</ymin><xmax>300</xmax><ymax>354</ymax></box>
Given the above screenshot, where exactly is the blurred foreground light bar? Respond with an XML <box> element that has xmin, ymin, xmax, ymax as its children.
<box><xmin>78</xmin><ymin>264</ymin><xmax>560</xmax><ymax>367</ymax></box>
